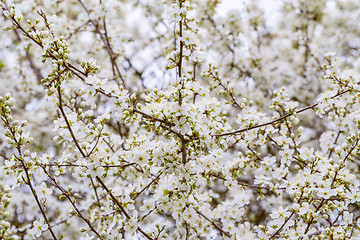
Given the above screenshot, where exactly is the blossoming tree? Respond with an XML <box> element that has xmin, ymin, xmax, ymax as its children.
<box><xmin>1</xmin><ymin>0</ymin><xmax>360</xmax><ymax>239</ymax></box>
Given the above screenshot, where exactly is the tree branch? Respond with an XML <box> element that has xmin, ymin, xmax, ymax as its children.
<box><xmin>95</xmin><ymin>176</ymin><xmax>154</xmax><ymax>240</ymax></box>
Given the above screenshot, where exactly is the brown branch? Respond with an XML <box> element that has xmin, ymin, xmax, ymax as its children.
<box><xmin>215</xmin><ymin>88</ymin><xmax>352</xmax><ymax>138</ymax></box>
<box><xmin>12</xmin><ymin>29</ymin><xmax>44</xmax><ymax>82</ymax></box>
<box><xmin>177</xmin><ymin>0</ymin><xmax>184</xmax><ymax>106</ymax></box>
<box><xmin>209</xmin><ymin>72</ymin><xmax>242</xmax><ymax>110</ymax></box>
<box><xmin>0</xmin><ymin>115</ymin><xmax>58</xmax><ymax>240</ymax></box>
<box><xmin>18</xmin><ymin>158</ymin><xmax>58</xmax><ymax>240</ymax></box>
<box><xmin>87</xmin><ymin>132</ymin><xmax>101</xmax><ymax>157</ymax></box>
<box><xmin>269</xmin><ymin>210</ymin><xmax>295</xmax><ymax>239</ymax></box>
<box><xmin>57</xmin><ymin>86</ymin><xmax>87</xmax><ymax>158</ymax></box>
<box><xmin>133</xmin><ymin>108</ymin><xmax>187</xmax><ymax>164</ymax></box>
<box><xmin>90</xmin><ymin>177</ymin><xmax>101</xmax><ymax>208</ymax></box>
<box><xmin>95</xmin><ymin>176</ymin><xmax>154</xmax><ymax>240</ymax></box>
<box><xmin>209</xmin><ymin>173</ymin><xmax>283</xmax><ymax>191</ymax></box>
<box><xmin>350</xmin><ymin>213</ymin><xmax>360</xmax><ymax>238</ymax></box>
<box><xmin>78</xmin><ymin>0</ymin><xmax>127</xmax><ymax>89</ymax></box>
<box><xmin>215</xmin><ymin>103</ymin><xmax>317</xmax><ymax>137</ymax></box>
<box><xmin>133</xmin><ymin>172</ymin><xmax>162</xmax><ymax>200</ymax></box>
<box><xmin>179</xmin><ymin>134</ymin><xmax>187</xmax><ymax>164</ymax></box>
<box><xmin>193</xmin><ymin>207</ymin><xmax>231</xmax><ymax>238</ymax></box>
<box><xmin>40</xmin><ymin>166</ymin><xmax>103</xmax><ymax>239</ymax></box>
<box><xmin>43</xmin><ymin>162</ymin><xmax>135</xmax><ymax>168</ymax></box>
<box><xmin>328</xmin><ymin>130</ymin><xmax>342</xmax><ymax>158</ymax></box>
<box><xmin>133</xmin><ymin>108</ymin><xmax>174</xmax><ymax>126</ymax></box>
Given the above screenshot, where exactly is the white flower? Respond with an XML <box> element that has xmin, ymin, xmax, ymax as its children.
<box><xmin>3</xmin><ymin>11</ymin><xmax>10</xmax><ymax>17</ymax></box>
<box><xmin>299</xmin><ymin>202</ymin><xmax>312</xmax><ymax>215</ymax></box>
<box><xmin>124</xmin><ymin>218</ymin><xmax>138</xmax><ymax>234</ymax></box>
<box><xmin>34</xmin><ymin>182</ymin><xmax>53</xmax><ymax>199</ymax></box>
<box><xmin>139</xmin><ymin>199</ymin><xmax>156</xmax><ymax>215</ymax></box>
<box><xmin>80</xmin><ymin>233</ymin><xmax>94</xmax><ymax>240</ymax></box>
<box><xmin>29</xmin><ymin>219</ymin><xmax>48</xmax><ymax>237</ymax></box>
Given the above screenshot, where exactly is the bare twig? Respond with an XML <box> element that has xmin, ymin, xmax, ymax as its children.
<box><xmin>90</xmin><ymin>177</ymin><xmax>101</xmax><ymax>208</ymax></box>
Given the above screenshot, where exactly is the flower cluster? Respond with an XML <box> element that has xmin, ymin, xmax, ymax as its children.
<box><xmin>1</xmin><ymin>0</ymin><xmax>360</xmax><ymax>239</ymax></box>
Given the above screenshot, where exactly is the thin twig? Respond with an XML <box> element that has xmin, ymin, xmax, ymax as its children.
<box><xmin>193</xmin><ymin>207</ymin><xmax>231</xmax><ymax>238</ymax></box>
<box><xmin>13</xmin><ymin>29</ymin><xmax>44</xmax><ymax>82</ymax></box>
<box><xmin>78</xmin><ymin>0</ymin><xmax>127</xmax><ymax>89</ymax></box>
<box><xmin>0</xmin><ymin>114</ymin><xmax>58</xmax><ymax>240</ymax></box>
<box><xmin>215</xmin><ymin>88</ymin><xmax>351</xmax><ymax>137</ymax></box>
<box><xmin>215</xmin><ymin>103</ymin><xmax>317</xmax><ymax>137</ymax></box>
<box><xmin>95</xmin><ymin>177</ymin><xmax>154</xmax><ymax>240</ymax></box>
<box><xmin>41</xmin><ymin>166</ymin><xmax>104</xmax><ymax>239</ymax></box>
<box><xmin>57</xmin><ymin>87</ymin><xmax>87</xmax><ymax>158</ymax></box>
<box><xmin>90</xmin><ymin>177</ymin><xmax>101</xmax><ymax>208</ymax></box>
<box><xmin>133</xmin><ymin>173</ymin><xmax>162</xmax><ymax>200</ymax></box>
<box><xmin>269</xmin><ymin>210</ymin><xmax>295</xmax><ymax>239</ymax></box>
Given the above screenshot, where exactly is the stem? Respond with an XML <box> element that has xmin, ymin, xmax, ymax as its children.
<box><xmin>193</xmin><ymin>207</ymin><xmax>231</xmax><ymax>238</ymax></box>
<box><xmin>269</xmin><ymin>211</ymin><xmax>295</xmax><ymax>239</ymax></box>
<box><xmin>95</xmin><ymin>177</ymin><xmax>154</xmax><ymax>240</ymax></box>
<box><xmin>78</xmin><ymin>0</ymin><xmax>127</xmax><ymax>89</ymax></box>
<box><xmin>215</xmin><ymin>103</ymin><xmax>317</xmax><ymax>137</ymax></box>
<box><xmin>215</xmin><ymin>88</ymin><xmax>350</xmax><ymax>137</ymax></box>
<box><xmin>133</xmin><ymin>172</ymin><xmax>162</xmax><ymax>200</ymax></box>
<box><xmin>177</xmin><ymin>0</ymin><xmax>183</xmax><ymax>106</ymax></box>
<box><xmin>57</xmin><ymin>86</ymin><xmax>87</xmax><ymax>158</ymax></box>
<box><xmin>0</xmin><ymin>117</ymin><xmax>58</xmax><ymax>240</ymax></box>
<box><xmin>41</xmin><ymin>166</ymin><xmax>104</xmax><ymax>239</ymax></box>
